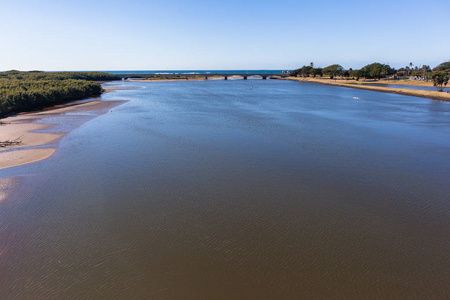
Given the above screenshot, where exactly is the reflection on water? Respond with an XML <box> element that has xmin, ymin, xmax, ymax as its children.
<box><xmin>1</xmin><ymin>80</ymin><xmax>449</xmax><ymax>299</ymax></box>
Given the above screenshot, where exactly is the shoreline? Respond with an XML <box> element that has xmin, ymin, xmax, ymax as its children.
<box><xmin>0</xmin><ymin>99</ymin><xmax>126</xmax><ymax>170</ymax></box>
<box><xmin>284</xmin><ymin>77</ymin><xmax>450</xmax><ymax>101</ymax></box>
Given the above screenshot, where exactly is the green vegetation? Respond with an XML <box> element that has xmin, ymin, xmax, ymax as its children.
<box><xmin>310</xmin><ymin>68</ymin><xmax>323</xmax><ymax>78</ymax></box>
<box><xmin>0</xmin><ymin>71</ymin><xmax>119</xmax><ymax>118</ymax></box>
<box><xmin>432</xmin><ymin>72</ymin><xmax>449</xmax><ymax>92</ymax></box>
<box><xmin>432</xmin><ymin>62</ymin><xmax>450</xmax><ymax>72</ymax></box>
<box><xmin>290</xmin><ymin>66</ymin><xmax>312</xmax><ymax>78</ymax></box>
<box><xmin>0</xmin><ymin>70</ymin><xmax>119</xmax><ymax>81</ymax></box>
<box><xmin>291</xmin><ymin>61</ymin><xmax>450</xmax><ymax>91</ymax></box>
<box><xmin>322</xmin><ymin>64</ymin><xmax>343</xmax><ymax>79</ymax></box>
<box><xmin>357</xmin><ymin>63</ymin><xmax>393</xmax><ymax>79</ymax></box>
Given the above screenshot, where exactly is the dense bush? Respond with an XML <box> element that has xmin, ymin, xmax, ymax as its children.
<box><xmin>432</xmin><ymin>62</ymin><xmax>450</xmax><ymax>73</ymax></box>
<box><xmin>432</xmin><ymin>72</ymin><xmax>449</xmax><ymax>92</ymax></box>
<box><xmin>0</xmin><ymin>71</ymin><xmax>119</xmax><ymax>117</ymax></box>
<box><xmin>290</xmin><ymin>61</ymin><xmax>450</xmax><ymax>81</ymax></box>
<box><xmin>0</xmin><ymin>70</ymin><xmax>120</xmax><ymax>81</ymax></box>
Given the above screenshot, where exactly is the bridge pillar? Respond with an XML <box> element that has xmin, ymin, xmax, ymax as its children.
<box><xmin>205</xmin><ymin>76</ymin><xmax>208</xmax><ymax>80</ymax></box>
<box><xmin>262</xmin><ymin>76</ymin><xmax>267</xmax><ymax>80</ymax></box>
<box><xmin>224</xmin><ymin>76</ymin><xmax>228</xmax><ymax>80</ymax></box>
<box><xmin>243</xmin><ymin>76</ymin><xmax>247</xmax><ymax>80</ymax></box>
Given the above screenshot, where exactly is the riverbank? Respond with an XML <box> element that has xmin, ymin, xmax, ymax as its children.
<box><xmin>0</xmin><ymin>99</ymin><xmax>125</xmax><ymax>170</ymax></box>
<box><xmin>285</xmin><ymin>77</ymin><xmax>450</xmax><ymax>101</ymax></box>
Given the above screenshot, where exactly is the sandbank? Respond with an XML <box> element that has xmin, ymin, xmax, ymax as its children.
<box><xmin>285</xmin><ymin>77</ymin><xmax>450</xmax><ymax>101</ymax></box>
<box><xmin>0</xmin><ymin>148</ymin><xmax>57</xmax><ymax>170</ymax></box>
<box><xmin>0</xmin><ymin>100</ymin><xmax>125</xmax><ymax>170</ymax></box>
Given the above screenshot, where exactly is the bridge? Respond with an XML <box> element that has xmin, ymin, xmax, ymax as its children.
<box><xmin>114</xmin><ymin>72</ymin><xmax>290</xmax><ymax>81</ymax></box>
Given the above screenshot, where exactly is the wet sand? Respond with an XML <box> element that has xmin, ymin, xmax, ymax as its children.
<box><xmin>286</xmin><ymin>77</ymin><xmax>450</xmax><ymax>101</ymax></box>
<box><xmin>0</xmin><ymin>100</ymin><xmax>125</xmax><ymax>170</ymax></box>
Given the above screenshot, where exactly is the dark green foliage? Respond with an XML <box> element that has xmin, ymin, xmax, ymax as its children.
<box><xmin>322</xmin><ymin>64</ymin><xmax>343</xmax><ymax>79</ymax></box>
<box><xmin>291</xmin><ymin>61</ymin><xmax>450</xmax><ymax>82</ymax></box>
<box><xmin>351</xmin><ymin>69</ymin><xmax>362</xmax><ymax>80</ymax></box>
<box><xmin>432</xmin><ymin>62</ymin><xmax>450</xmax><ymax>72</ymax></box>
<box><xmin>290</xmin><ymin>67</ymin><xmax>304</xmax><ymax>77</ymax></box>
<box><xmin>310</xmin><ymin>68</ymin><xmax>323</xmax><ymax>77</ymax></box>
<box><xmin>290</xmin><ymin>66</ymin><xmax>322</xmax><ymax>77</ymax></box>
<box><xmin>432</xmin><ymin>72</ymin><xmax>449</xmax><ymax>92</ymax></box>
<box><xmin>299</xmin><ymin>66</ymin><xmax>313</xmax><ymax>77</ymax></box>
<box><xmin>0</xmin><ymin>71</ymin><xmax>118</xmax><ymax>117</ymax></box>
<box><xmin>358</xmin><ymin>63</ymin><xmax>393</xmax><ymax>79</ymax></box>
<box><xmin>0</xmin><ymin>70</ymin><xmax>119</xmax><ymax>81</ymax></box>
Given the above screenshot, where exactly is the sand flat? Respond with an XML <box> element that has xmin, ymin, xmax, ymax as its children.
<box><xmin>0</xmin><ymin>148</ymin><xmax>57</xmax><ymax>170</ymax></box>
<box><xmin>0</xmin><ymin>100</ymin><xmax>125</xmax><ymax>170</ymax></box>
<box><xmin>0</xmin><ymin>122</ymin><xmax>64</xmax><ymax>150</ymax></box>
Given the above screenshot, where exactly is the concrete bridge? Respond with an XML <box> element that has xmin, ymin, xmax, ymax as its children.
<box><xmin>115</xmin><ymin>72</ymin><xmax>290</xmax><ymax>81</ymax></box>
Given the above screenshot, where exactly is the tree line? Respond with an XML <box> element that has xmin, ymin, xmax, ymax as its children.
<box><xmin>0</xmin><ymin>71</ymin><xmax>120</xmax><ymax>118</ymax></box>
<box><xmin>0</xmin><ymin>70</ymin><xmax>119</xmax><ymax>81</ymax></box>
<box><xmin>290</xmin><ymin>61</ymin><xmax>450</xmax><ymax>92</ymax></box>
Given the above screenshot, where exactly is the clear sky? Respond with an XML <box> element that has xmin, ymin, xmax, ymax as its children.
<box><xmin>1</xmin><ymin>0</ymin><xmax>449</xmax><ymax>71</ymax></box>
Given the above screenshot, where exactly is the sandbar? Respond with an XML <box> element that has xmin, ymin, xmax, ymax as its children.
<box><xmin>0</xmin><ymin>148</ymin><xmax>57</xmax><ymax>170</ymax></box>
<box><xmin>285</xmin><ymin>77</ymin><xmax>450</xmax><ymax>101</ymax></box>
<box><xmin>0</xmin><ymin>100</ymin><xmax>125</xmax><ymax>170</ymax></box>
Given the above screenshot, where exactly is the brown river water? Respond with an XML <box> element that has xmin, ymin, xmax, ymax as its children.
<box><xmin>0</xmin><ymin>79</ymin><xmax>449</xmax><ymax>299</ymax></box>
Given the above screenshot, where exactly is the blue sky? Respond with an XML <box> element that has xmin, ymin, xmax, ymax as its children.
<box><xmin>0</xmin><ymin>0</ymin><xmax>449</xmax><ymax>71</ymax></box>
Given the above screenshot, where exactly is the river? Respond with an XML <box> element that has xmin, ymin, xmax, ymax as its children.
<box><xmin>1</xmin><ymin>79</ymin><xmax>449</xmax><ymax>299</ymax></box>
